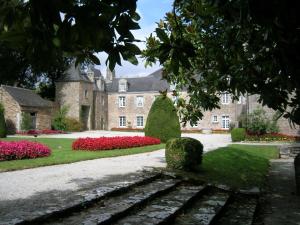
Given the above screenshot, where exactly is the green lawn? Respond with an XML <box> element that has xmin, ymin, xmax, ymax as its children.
<box><xmin>0</xmin><ymin>137</ymin><xmax>165</xmax><ymax>172</ymax></box>
<box><xmin>199</xmin><ymin>144</ymin><xmax>279</xmax><ymax>189</ymax></box>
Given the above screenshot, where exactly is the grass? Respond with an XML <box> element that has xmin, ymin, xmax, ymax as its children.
<box><xmin>0</xmin><ymin>137</ymin><xmax>165</xmax><ymax>172</ymax></box>
<box><xmin>199</xmin><ymin>144</ymin><xmax>279</xmax><ymax>189</ymax></box>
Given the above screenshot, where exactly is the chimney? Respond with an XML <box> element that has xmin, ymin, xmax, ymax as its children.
<box><xmin>106</xmin><ymin>67</ymin><xmax>116</xmax><ymax>82</ymax></box>
<box><xmin>87</xmin><ymin>66</ymin><xmax>95</xmax><ymax>82</ymax></box>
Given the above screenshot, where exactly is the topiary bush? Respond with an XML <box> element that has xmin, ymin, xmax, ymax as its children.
<box><xmin>145</xmin><ymin>95</ymin><xmax>181</xmax><ymax>142</ymax></box>
<box><xmin>165</xmin><ymin>137</ymin><xmax>203</xmax><ymax>171</ymax></box>
<box><xmin>231</xmin><ymin>128</ymin><xmax>246</xmax><ymax>142</ymax></box>
<box><xmin>0</xmin><ymin>103</ymin><xmax>7</xmax><ymax>138</ymax></box>
<box><xmin>65</xmin><ymin>117</ymin><xmax>83</xmax><ymax>132</ymax></box>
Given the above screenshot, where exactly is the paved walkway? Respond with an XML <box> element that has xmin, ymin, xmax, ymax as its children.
<box><xmin>0</xmin><ymin>132</ymin><xmax>231</xmax><ymax>201</ymax></box>
<box><xmin>264</xmin><ymin>159</ymin><xmax>300</xmax><ymax>225</ymax></box>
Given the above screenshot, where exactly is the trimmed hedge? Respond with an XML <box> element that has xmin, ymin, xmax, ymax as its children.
<box><xmin>231</xmin><ymin>128</ymin><xmax>246</xmax><ymax>142</ymax></box>
<box><xmin>0</xmin><ymin>103</ymin><xmax>7</xmax><ymax>138</ymax></box>
<box><xmin>165</xmin><ymin>137</ymin><xmax>203</xmax><ymax>171</ymax></box>
<box><xmin>145</xmin><ymin>95</ymin><xmax>181</xmax><ymax>143</ymax></box>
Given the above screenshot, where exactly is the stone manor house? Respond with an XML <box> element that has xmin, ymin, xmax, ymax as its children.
<box><xmin>0</xmin><ymin>64</ymin><xmax>299</xmax><ymax>136</ymax></box>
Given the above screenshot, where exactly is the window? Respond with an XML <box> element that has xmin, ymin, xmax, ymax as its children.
<box><xmin>136</xmin><ymin>96</ymin><xmax>144</xmax><ymax>107</ymax></box>
<box><xmin>238</xmin><ymin>96</ymin><xmax>246</xmax><ymax>104</ymax></box>
<box><xmin>101</xmin><ymin>96</ymin><xmax>105</xmax><ymax>106</ymax></box>
<box><xmin>221</xmin><ymin>92</ymin><xmax>230</xmax><ymax>104</ymax></box>
<box><xmin>222</xmin><ymin>116</ymin><xmax>230</xmax><ymax>129</ymax></box>
<box><xmin>119</xmin><ymin>116</ymin><xmax>126</xmax><ymax>127</ymax></box>
<box><xmin>212</xmin><ymin>115</ymin><xmax>218</xmax><ymax>123</ymax></box>
<box><xmin>172</xmin><ymin>96</ymin><xmax>179</xmax><ymax>105</ymax></box>
<box><xmin>136</xmin><ymin>116</ymin><xmax>144</xmax><ymax>127</ymax></box>
<box><xmin>84</xmin><ymin>90</ymin><xmax>88</xmax><ymax>98</ymax></box>
<box><xmin>118</xmin><ymin>96</ymin><xmax>126</xmax><ymax>107</ymax></box>
<box><xmin>118</xmin><ymin>79</ymin><xmax>127</xmax><ymax>92</ymax></box>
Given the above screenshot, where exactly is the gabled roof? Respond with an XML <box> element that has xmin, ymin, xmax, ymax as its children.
<box><xmin>106</xmin><ymin>69</ymin><xmax>170</xmax><ymax>93</ymax></box>
<box><xmin>1</xmin><ymin>85</ymin><xmax>53</xmax><ymax>108</ymax></box>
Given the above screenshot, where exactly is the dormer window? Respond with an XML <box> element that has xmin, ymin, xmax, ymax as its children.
<box><xmin>118</xmin><ymin>79</ymin><xmax>127</xmax><ymax>92</ymax></box>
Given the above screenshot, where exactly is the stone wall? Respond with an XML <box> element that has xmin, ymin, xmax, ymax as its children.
<box><xmin>21</xmin><ymin>106</ymin><xmax>52</xmax><ymax>130</ymax></box>
<box><xmin>107</xmin><ymin>92</ymin><xmax>158</xmax><ymax>130</ymax></box>
<box><xmin>248</xmin><ymin>95</ymin><xmax>300</xmax><ymax>136</ymax></box>
<box><xmin>94</xmin><ymin>91</ymin><xmax>108</xmax><ymax>130</ymax></box>
<box><xmin>0</xmin><ymin>88</ymin><xmax>21</xmax><ymax>133</ymax></box>
<box><xmin>56</xmin><ymin>82</ymin><xmax>81</xmax><ymax>120</ymax></box>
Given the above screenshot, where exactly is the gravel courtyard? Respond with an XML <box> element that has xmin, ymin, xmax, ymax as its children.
<box><xmin>0</xmin><ymin>131</ymin><xmax>231</xmax><ymax>201</ymax></box>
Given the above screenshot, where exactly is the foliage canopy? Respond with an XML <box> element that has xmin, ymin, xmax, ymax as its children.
<box><xmin>144</xmin><ymin>0</ymin><xmax>300</xmax><ymax>125</ymax></box>
<box><xmin>145</xmin><ymin>95</ymin><xmax>181</xmax><ymax>142</ymax></box>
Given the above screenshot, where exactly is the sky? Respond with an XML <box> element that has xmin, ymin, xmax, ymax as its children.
<box><xmin>97</xmin><ymin>0</ymin><xmax>173</xmax><ymax>78</ymax></box>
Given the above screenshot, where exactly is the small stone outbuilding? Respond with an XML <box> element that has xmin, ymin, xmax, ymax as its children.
<box><xmin>0</xmin><ymin>85</ymin><xmax>53</xmax><ymax>133</ymax></box>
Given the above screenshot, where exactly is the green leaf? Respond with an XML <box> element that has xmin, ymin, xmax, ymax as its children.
<box><xmin>156</xmin><ymin>28</ymin><xmax>169</xmax><ymax>43</ymax></box>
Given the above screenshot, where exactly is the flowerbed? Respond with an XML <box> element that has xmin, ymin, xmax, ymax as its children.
<box><xmin>245</xmin><ymin>133</ymin><xmax>300</xmax><ymax>142</ymax></box>
<box><xmin>17</xmin><ymin>129</ymin><xmax>67</xmax><ymax>135</ymax></box>
<box><xmin>72</xmin><ymin>136</ymin><xmax>161</xmax><ymax>151</ymax></box>
<box><xmin>0</xmin><ymin>140</ymin><xmax>51</xmax><ymax>161</ymax></box>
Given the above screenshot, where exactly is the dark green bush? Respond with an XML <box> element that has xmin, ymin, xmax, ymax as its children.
<box><xmin>0</xmin><ymin>103</ymin><xmax>7</xmax><ymax>138</ymax></box>
<box><xmin>246</xmin><ymin>107</ymin><xmax>279</xmax><ymax>135</ymax></box>
<box><xmin>145</xmin><ymin>95</ymin><xmax>181</xmax><ymax>142</ymax></box>
<box><xmin>21</xmin><ymin>112</ymin><xmax>33</xmax><ymax>130</ymax></box>
<box><xmin>52</xmin><ymin>106</ymin><xmax>68</xmax><ymax>131</ymax></box>
<box><xmin>65</xmin><ymin>117</ymin><xmax>83</xmax><ymax>132</ymax></box>
<box><xmin>231</xmin><ymin>128</ymin><xmax>246</xmax><ymax>142</ymax></box>
<box><xmin>165</xmin><ymin>137</ymin><xmax>203</xmax><ymax>171</ymax></box>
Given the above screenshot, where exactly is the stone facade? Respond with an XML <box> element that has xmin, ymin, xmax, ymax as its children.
<box><xmin>56</xmin><ymin>66</ymin><xmax>299</xmax><ymax>136</ymax></box>
<box><xmin>0</xmin><ymin>86</ymin><xmax>53</xmax><ymax>132</ymax></box>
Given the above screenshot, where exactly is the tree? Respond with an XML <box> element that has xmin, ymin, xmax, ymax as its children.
<box><xmin>145</xmin><ymin>95</ymin><xmax>181</xmax><ymax>142</ymax></box>
<box><xmin>0</xmin><ymin>0</ymin><xmax>141</xmax><ymax>72</ymax></box>
<box><xmin>144</xmin><ymin>0</ymin><xmax>300</xmax><ymax>125</ymax></box>
<box><xmin>0</xmin><ymin>103</ymin><xmax>7</xmax><ymax>138</ymax></box>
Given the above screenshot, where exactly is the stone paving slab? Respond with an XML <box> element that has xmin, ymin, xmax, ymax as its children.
<box><xmin>263</xmin><ymin>159</ymin><xmax>300</xmax><ymax>225</ymax></box>
<box><xmin>46</xmin><ymin>178</ymin><xmax>180</xmax><ymax>225</ymax></box>
<box><xmin>174</xmin><ymin>189</ymin><xmax>231</xmax><ymax>225</ymax></box>
<box><xmin>114</xmin><ymin>184</ymin><xmax>207</xmax><ymax>225</ymax></box>
<box><xmin>0</xmin><ymin>172</ymin><xmax>159</xmax><ymax>225</ymax></box>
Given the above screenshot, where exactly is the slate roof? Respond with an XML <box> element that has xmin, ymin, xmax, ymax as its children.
<box><xmin>2</xmin><ymin>85</ymin><xmax>53</xmax><ymax>108</ymax></box>
<box><xmin>57</xmin><ymin>63</ymin><xmax>92</xmax><ymax>83</ymax></box>
<box><xmin>106</xmin><ymin>69</ymin><xmax>171</xmax><ymax>93</ymax></box>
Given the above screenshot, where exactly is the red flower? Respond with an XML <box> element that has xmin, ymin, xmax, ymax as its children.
<box><xmin>72</xmin><ymin>136</ymin><xmax>161</xmax><ymax>151</ymax></box>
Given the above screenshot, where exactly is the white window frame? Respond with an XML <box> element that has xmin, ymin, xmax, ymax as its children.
<box><xmin>212</xmin><ymin>115</ymin><xmax>218</xmax><ymax>123</ymax></box>
<box><xmin>119</xmin><ymin>116</ymin><xmax>126</xmax><ymax>127</ymax></box>
<box><xmin>118</xmin><ymin>96</ymin><xmax>126</xmax><ymax>107</ymax></box>
<box><xmin>172</xmin><ymin>96</ymin><xmax>179</xmax><ymax>105</ymax></box>
<box><xmin>221</xmin><ymin>115</ymin><xmax>230</xmax><ymax>129</ymax></box>
<box><xmin>101</xmin><ymin>96</ymin><xmax>105</xmax><ymax>106</ymax></box>
<box><xmin>136</xmin><ymin>116</ymin><xmax>144</xmax><ymax>127</ymax></box>
<box><xmin>84</xmin><ymin>90</ymin><xmax>88</xmax><ymax>98</ymax></box>
<box><xmin>136</xmin><ymin>96</ymin><xmax>144</xmax><ymax>107</ymax></box>
<box><xmin>221</xmin><ymin>92</ymin><xmax>230</xmax><ymax>104</ymax></box>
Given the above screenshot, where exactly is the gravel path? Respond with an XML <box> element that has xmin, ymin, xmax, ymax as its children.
<box><xmin>1</xmin><ymin>132</ymin><xmax>231</xmax><ymax>201</ymax></box>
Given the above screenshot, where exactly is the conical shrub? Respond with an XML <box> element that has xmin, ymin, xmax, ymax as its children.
<box><xmin>145</xmin><ymin>95</ymin><xmax>181</xmax><ymax>142</ymax></box>
<box><xmin>0</xmin><ymin>103</ymin><xmax>7</xmax><ymax>138</ymax></box>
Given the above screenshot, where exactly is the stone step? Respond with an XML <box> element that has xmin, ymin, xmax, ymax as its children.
<box><xmin>43</xmin><ymin>177</ymin><xmax>180</xmax><ymax>225</ymax></box>
<box><xmin>215</xmin><ymin>194</ymin><xmax>258</xmax><ymax>225</ymax></box>
<box><xmin>113</xmin><ymin>184</ymin><xmax>208</xmax><ymax>225</ymax></box>
<box><xmin>14</xmin><ymin>173</ymin><xmax>161</xmax><ymax>225</ymax></box>
<box><xmin>173</xmin><ymin>188</ymin><xmax>231</xmax><ymax>225</ymax></box>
